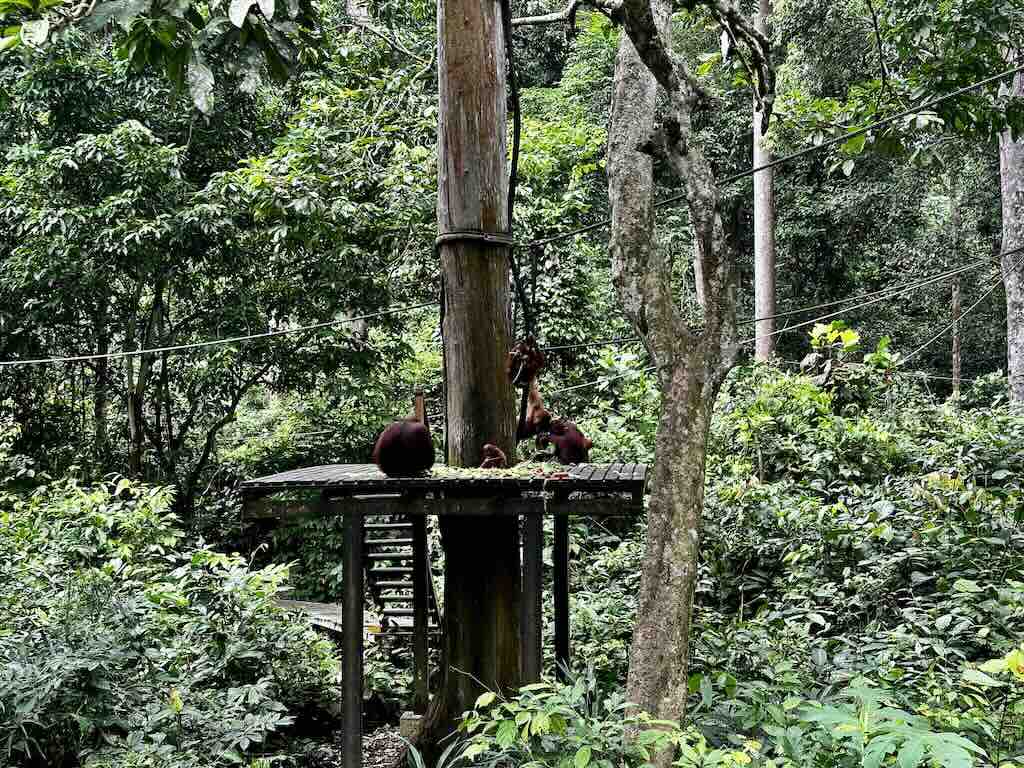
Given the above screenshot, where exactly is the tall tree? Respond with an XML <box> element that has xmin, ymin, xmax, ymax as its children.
<box><xmin>1001</xmin><ymin>64</ymin><xmax>1024</xmax><ymax>402</ymax></box>
<box><xmin>776</xmin><ymin>0</ymin><xmax>1024</xmax><ymax>391</ymax></box>
<box><xmin>752</xmin><ymin>0</ymin><xmax>776</xmax><ymax>361</ymax></box>
<box><xmin>413</xmin><ymin>0</ymin><xmax>521</xmax><ymax>753</ymax></box>
<box><xmin>606</xmin><ymin>0</ymin><xmax>772</xmax><ymax>763</ymax></box>
<box><xmin>949</xmin><ymin>174</ymin><xmax>963</xmax><ymax>400</ymax></box>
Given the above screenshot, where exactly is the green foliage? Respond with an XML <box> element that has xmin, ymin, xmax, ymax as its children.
<box><xmin>457</xmin><ymin>667</ymin><xmax>683</xmax><ymax>768</ymax></box>
<box><xmin>0</xmin><ymin>0</ymin><xmax>321</xmax><ymax>115</ymax></box>
<box><xmin>560</xmin><ymin>359</ymin><xmax>1024</xmax><ymax>768</ymax></box>
<box><xmin>771</xmin><ymin>684</ymin><xmax>987</xmax><ymax>768</ymax></box>
<box><xmin>0</xmin><ymin>463</ymin><xmax>338</xmax><ymax>767</ymax></box>
<box><xmin>713</xmin><ymin>365</ymin><xmax>909</xmax><ymax>483</ymax></box>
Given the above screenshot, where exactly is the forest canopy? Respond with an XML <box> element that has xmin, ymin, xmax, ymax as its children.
<box><xmin>1</xmin><ymin>0</ymin><xmax>1023</xmax><ymax>766</ymax></box>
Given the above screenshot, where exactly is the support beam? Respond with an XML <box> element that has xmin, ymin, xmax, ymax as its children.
<box><xmin>412</xmin><ymin>514</ymin><xmax>429</xmax><ymax>713</ymax></box>
<box><xmin>342</xmin><ymin>511</ymin><xmax>365</xmax><ymax>768</ymax></box>
<box><xmin>521</xmin><ymin>511</ymin><xmax>543</xmax><ymax>681</ymax></box>
<box><xmin>244</xmin><ymin>496</ymin><xmax>642</xmax><ymax>522</ymax></box>
<box><xmin>553</xmin><ymin>514</ymin><xmax>570</xmax><ymax>679</ymax></box>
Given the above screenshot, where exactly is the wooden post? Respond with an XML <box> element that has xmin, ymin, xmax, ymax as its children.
<box><xmin>553</xmin><ymin>513</ymin><xmax>570</xmax><ymax>679</ymax></box>
<box><xmin>521</xmin><ymin>511</ymin><xmax>543</xmax><ymax>681</ymax></box>
<box><xmin>412</xmin><ymin>513</ymin><xmax>429</xmax><ymax>713</ymax></box>
<box><xmin>415</xmin><ymin>0</ymin><xmax>522</xmax><ymax>752</ymax></box>
<box><xmin>342</xmin><ymin>510</ymin><xmax>364</xmax><ymax>768</ymax></box>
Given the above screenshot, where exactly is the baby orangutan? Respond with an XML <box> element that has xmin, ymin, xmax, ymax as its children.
<box><xmin>479</xmin><ymin>444</ymin><xmax>508</xmax><ymax>469</ymax></box>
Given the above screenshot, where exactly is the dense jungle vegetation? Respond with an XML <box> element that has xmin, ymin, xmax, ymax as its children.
<box><xmin>1</xmin><ymin>0</ymin><xmax>1023</xmax><ymax>766</ymax></box>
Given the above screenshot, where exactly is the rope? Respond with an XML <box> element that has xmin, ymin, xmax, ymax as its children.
<box><xmin>735</xmin><ymin>256</ymin><xmax>1005</xmax><ymax>347</ymax></box>
<box><xmin>498</xmin><ymin>0</ymin><xmax>535</xmax><ymax>338</ymax></box>
<box><xmin>548</xmin><ymin>247</ymin><xmax>1019</xmax><ymax>395</ymax></box>
<box><xmin>542</xmin><ymin>336</ymin><xmax>643</xmax><ymax>352</ymax></box>
<box><xmin>539</xmin><ymin>256</ymin><xmax>1004</xmax><ymax>354</ymax></box>
<box><xmin>526</xmin><ymin>64</ymin><xmax>1024</xmax><ymax>250</ymax></box>
<box><xmin>739</xmin><ymin>256</ymin><xmax>999</xmax><ymax>326</ymax></box>
<box><xmin>0</xmin><ymin>301</ymin><xmax>438</xmax><ymax>368</ymax></box>
<box><xmin>902</xmin><ymin>249</ymin><xmax>1024</xmax><ymax>365</ymax></box>
<box><xmin>435</xmin><ymin>231</ymin><xmax>516</xmax><ymax>249</ymax></box>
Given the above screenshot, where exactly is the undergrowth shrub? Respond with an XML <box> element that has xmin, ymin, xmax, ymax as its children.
<box><xmin>569</xmin><ymin>359</ymin><xmax>1024</xmax><ymax>768</ymax></box>
<box><xmin>0</xmin><ymin>463</ymin><xmax>338</xmax><ymax>768</ymax></box>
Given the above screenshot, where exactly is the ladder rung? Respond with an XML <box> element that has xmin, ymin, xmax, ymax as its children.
<box><xmin>367</xmin><ymin>551</ymin><xmax>412</xmax><ymax>561</ymax></box>
<box><xmin>377</xmin><ymin>629</ymin><xmax>442</xmax><ymax>636</ymax></box>
<box><xmin>365</xmin><ymin>523</ymin><xmax>413</xmax><ymax>530</ymax></box>
<box><xmin>372</xmin><ymin>580</ymin><xmax>413</xmax><ymax>588</ymax></box>
<box><xmin>383</xmin><ymin>608</ymin><xmax>415</xmax><ymax>616</ymax></box>
<box><xmin>369</xmin><ymin>567</ymin><xmax>413</xmax><ymax>575</ymax></box>
<box><xmin>365</xmin><ymin>538</ymin><xmax>413</xmax><ymax>546</ymax></box>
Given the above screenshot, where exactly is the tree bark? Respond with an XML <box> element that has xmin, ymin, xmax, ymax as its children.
<box><xmin>1000</xmin><ymin>64</ymin><xmax>1024</xmax><ymax>403</ymax></box>
<box><xmin>92</xmin><ymin>298</ymin><xmax>110</xmax><ymax>464</ymax></box>
<box><xmin>413</xmin><ymin>0</ymin><xmax>521</xmax><ymax>754</ymax></box>
<box><xmin>608</xmin><ymin>2</ymin><xmax>748</xmax><ymax>765</ymax></box>
<box><xmin>951</xmin><ymin>275</ymin><xmax>962</xmax><ymax>399</ymax></box>
<box><xmin>949</xmin><ymin>175</ymin><xmax>962</xmax><ymax>401</ymax></box>
<box><xmin>127</xmin><ymin>282</ymin><xmax>162</xmax><ymax>477</ymax></box>
<box><xmin>752</xmin><ymin>0</ymin><xmax>776</xmax><ymax>361</ymax></box>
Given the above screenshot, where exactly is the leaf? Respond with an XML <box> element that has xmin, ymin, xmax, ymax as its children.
<box><xmin>20</xmin><ymin>18</ymin><xmax>48</xmax><ymax>46</ymax></box>
<box><xmin>575</xmin><ymin>746</ymin><xmax>592</xmax><ymax>768</ymax></box>
<box><xmin>187</xmin><ymin>51</ymin><xmax>215</xmax><ymax>114</ymax></box>
<box><xmin>843</xmin><ymin>133</ymin><xmax>867</xmax><ymax>154</ymax></box>
<box><xmin>953</xmin><ymin>579</ymin><xmax>983</xmax><ymax>593</ymax></box>
<box><xmin>0</xmin><ymin>31</ymin><xmax>19</xmax><ymax>51</ymax></box>
<box><xmin>530</xmin><ymin>711</ymin><xmax>549</xmax><ymax>735</ymax></box>
<box><xmin>474</xmin><ymin>692</ymin><xmax>496</xmax><ymax>709</ymax></box>
<box><xmin>810</xmin><ymin>647</ymin><xmax>828</xmax><ymax>668</ymax></box>
<box><xmin>864</xmin><ymin>737</ymin><xmax>897</xmax><ymax>768</ymax></box>
<box><xmin>961</xmin><ymin>669</ymin><xmax>1005</xmax><ymax>688</ymax></box>
<box><xmin>935</xmin><ymin>614</ymin><xmax>953</xmax><ymax>631</ymax></box>
<box><xmin>842</xmin><ymin>159</ymin><xmax>855</xmax><ymax>177</ymax></box>
<box><xmin>229</xmin><ymin>0</ymin><xmax>253</xmax><ymax>27</ymax></box>
<box><xmin>991</xmin><ymin>469</ymin><xmax>1010</xmax><ymax>480</ymax></box>
<box><xmin>688</xmin><ymin>673</ymin><xmax>702</xmax><ymax>694</ymax></box>
<box><xmin>84</xmin><ymin>0</ymin><xmax>152</xmax><ymax>30</ymax></box>
<box><xmin>257</xmin><ymin>0</ymin><xmax>274</xmax><ymax>19</ymax></box>
<box><xmin>495</xmin><ymin>719</ymin><xmax>517</xmax><ymax>748</ymax></box>
<box><xmin>929</xmin><ymin>740</ymin><xmax>973</xmax><ymax>768</ymax></box>
<box><xmin>898</xmin><ymin>738</ymin><xmax>926</xmax><ymax>768</ymax></box>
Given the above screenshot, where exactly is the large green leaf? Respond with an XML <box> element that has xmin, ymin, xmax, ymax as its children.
<box><xmin>187</xmin><ymin>50</ymin><xmax>214</xmax><ymax>114</ymax></box>
<box><xmin>228</xmin><ymin>0</ymin><xmax>252</xmax><ymax>28</ymax></box>
<box><xmin>19</xmin><ymin>17</ymin><xmax>47</xmax><ymax>45</ymax></box>
<box><xmin>897</xmin><ymin>737</ymin><xmax>926</xmax><ymax>768</ymax></box>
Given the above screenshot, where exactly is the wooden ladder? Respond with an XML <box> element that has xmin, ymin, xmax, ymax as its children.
<box><xmin>364</xmin><ymin>514</ymin><xmax>440</xmax><ymax>636</ymax></box>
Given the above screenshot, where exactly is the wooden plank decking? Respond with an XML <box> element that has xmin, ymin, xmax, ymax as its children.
<box><xmin>276</xmin><ymin>599</ymin><xmax>385</xmax><ymax>635</ymax></box>
<box><xmin>240</xmin><ymin>462</ymin><xmax>647</xmax><ymax>497</ymax></box>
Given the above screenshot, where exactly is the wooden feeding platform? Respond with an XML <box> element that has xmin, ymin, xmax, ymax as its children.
<box><xmin>240</xmin><ymin>462</ymin><xmax>646</xmax><ymax>506</ymax></box>
<box><xmin>240</xmin><ymin>462</ymin><xmax>646</xmax><ymax>768</ymax></box>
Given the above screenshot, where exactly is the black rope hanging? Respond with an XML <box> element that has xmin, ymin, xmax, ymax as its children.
<box><xmin>498</xmin><ymin>0</ymin><xmax>537</xmax><ymax>341</ymax></box>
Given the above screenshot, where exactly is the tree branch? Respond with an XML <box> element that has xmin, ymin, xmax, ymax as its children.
<box><xmin>512</xmin><ymin>0</ymin><xmax>620</xmax><ymax>27</ymax></box>
<box><xmin>864</xmin><ymin>0</ymin><xmax>890</xmax><ymax>106</ymax></box>
<box><xmin>349</xmin><ymin>19</ymin><xmax>429</xmax><ymax>63</ymax></box>
<box><xmin>706</xmin><ymin>0</ymin><xmax>775</xmax><ymax>125</ymax></box>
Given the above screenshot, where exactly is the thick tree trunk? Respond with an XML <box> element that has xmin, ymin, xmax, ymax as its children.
<box><xmin>414</xmin><ymin>0</ymin><xmax>521</xmax><ymax>754</ymax></box>
<box><xmin>608</xmin><ymin>3</ymin><xmax>742</xmax><ymax>765</ymax></box>
<box><xmin>752</xmin><ymin>0</ymin><xmax>776</xmax><ymax>361</ymax></box>
<box><xmin>627</xmin><ymin>366</ymin><xmax>715</xmax><ymax>719</ymax></box>
<box><xmin>1000</xmin><ymin>68</ymin><xmax>1024</xmax><ymax>403</ymax></box>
